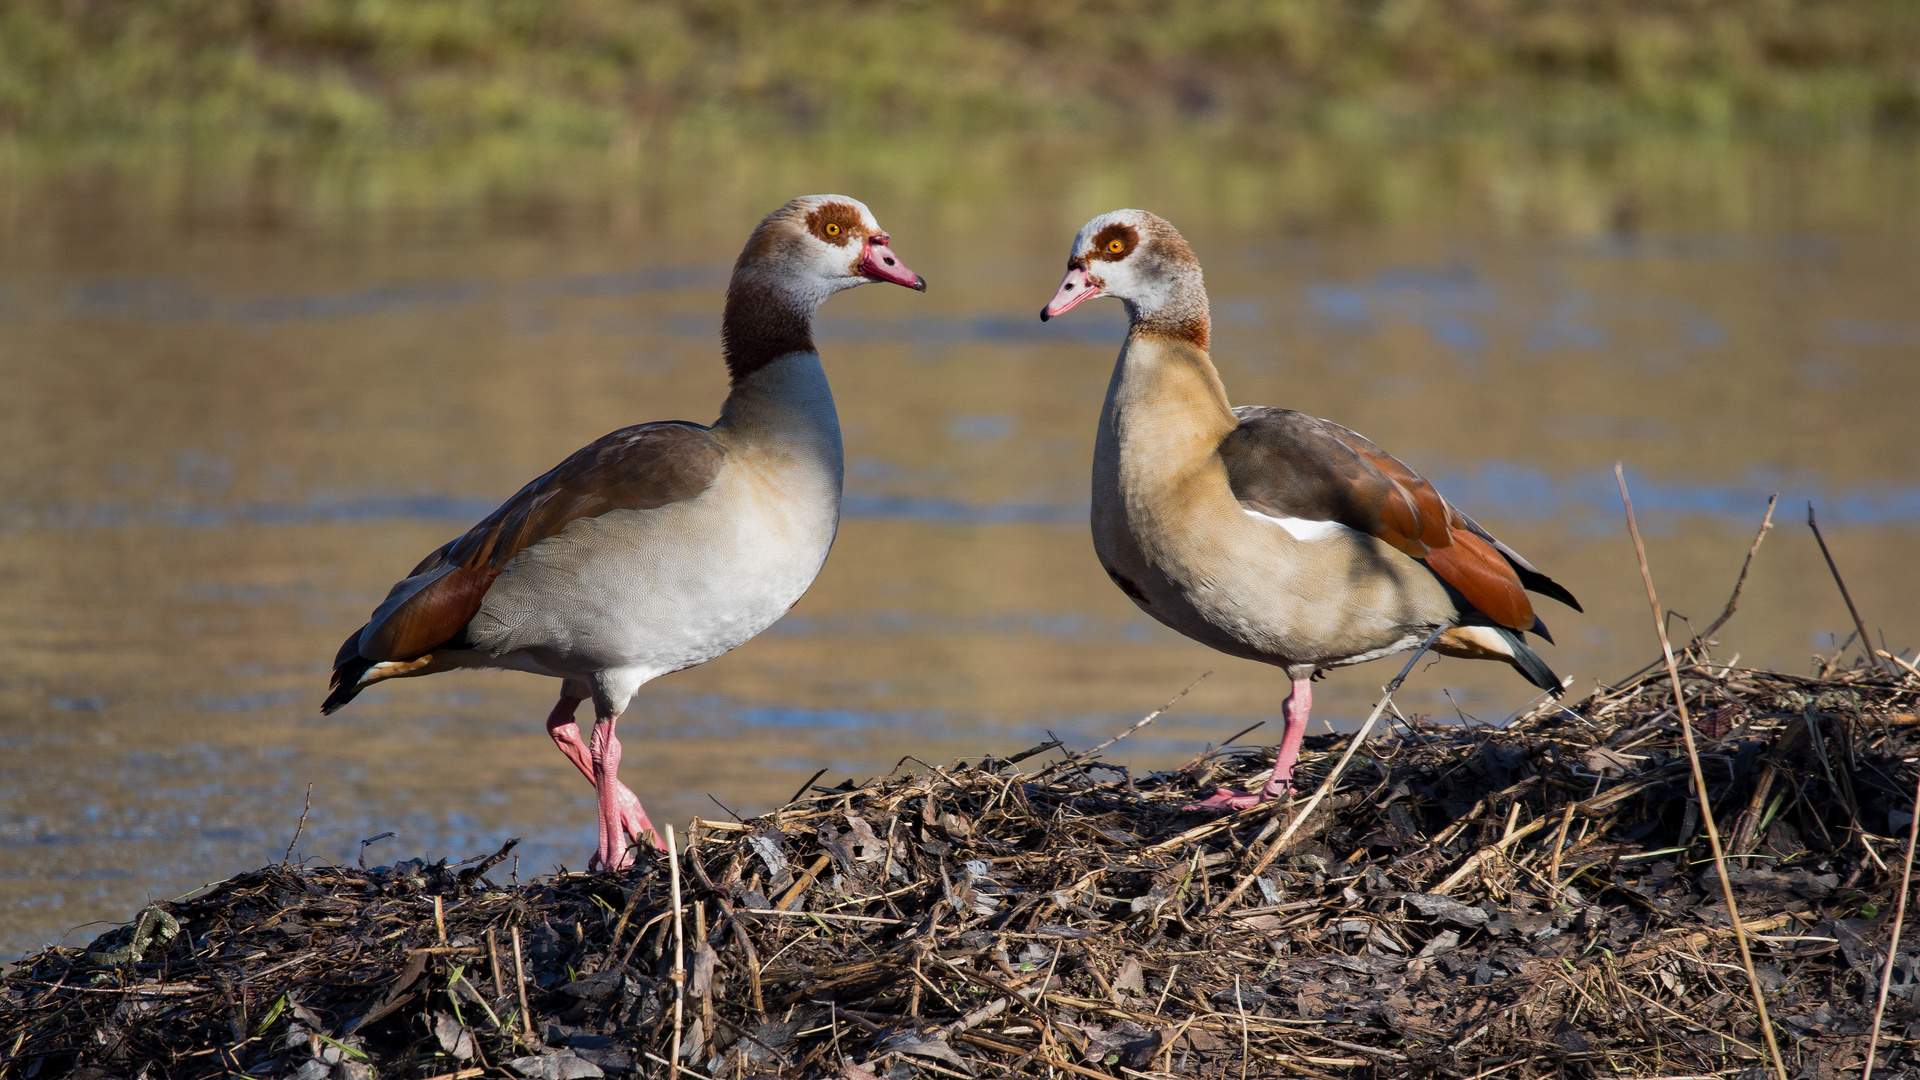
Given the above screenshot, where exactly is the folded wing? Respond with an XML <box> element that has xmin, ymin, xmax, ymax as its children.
<box><xmin>324</xmin><ymin>422</ymin><xmax>725</xmax><ymax>710</ymax></box>
<box><xmin>1219</xmin><ymin>406</ymin><xmax>1580</xmax><ymax>637</ymax></box>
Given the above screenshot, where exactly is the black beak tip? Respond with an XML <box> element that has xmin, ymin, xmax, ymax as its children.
<box><xmin>1038</xmin><ymin>308</ymin><xmax>1051</xmax><ymax>322</ymax></box>
<box><xmin>912</xmin><ymin>276</ymin><xmax>927</xmax><ymax>292</ymax></box>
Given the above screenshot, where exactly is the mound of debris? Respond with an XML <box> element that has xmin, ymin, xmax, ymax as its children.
<box><xmin>5</xmin><ymin>656</ymin><xmax>1919</xmax><ymax>1079</ymax></box>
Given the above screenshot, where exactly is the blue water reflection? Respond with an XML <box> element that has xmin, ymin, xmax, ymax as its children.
<box><xmin>6</xmin><ymin>464</ymin><xmax>1916</xmax><ymax>536</ymax></box>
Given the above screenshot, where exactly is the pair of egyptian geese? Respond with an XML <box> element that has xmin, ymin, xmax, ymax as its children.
<box><xmin>323</xmin><ymin>195</ymin><xmax>1581</xmax><ymax>871</ymax></box>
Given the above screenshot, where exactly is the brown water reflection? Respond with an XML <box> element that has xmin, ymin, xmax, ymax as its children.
<box><xmin>3</xmin><ymin>135</ymin><xmax>1918</xmax><ymax>959</ymax></box>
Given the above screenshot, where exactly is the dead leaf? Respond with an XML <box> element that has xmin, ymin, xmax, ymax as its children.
<box><xmin>691</xmin><ymin>942</ymin><xmax>717</xmax><ymax>997</ymax></box>
<box><xmin>884</xmin><ymin>1034</ymin><xmax>974</xmax><ymax>1074</ymax></box>
<box><xmin>1581</xmin><ymin>747</ymin><xmax>1636</xmax><ymax>776</ymax></box>
<box><xmin>431</xmin><ymin>1013</ymin><xmax>474</xmax><ymax>1061</ymax></box>
<box><xmin>1402</xmin><ymin>893</ymin><xmax>1488</xmax><ymax>928</ymax></box>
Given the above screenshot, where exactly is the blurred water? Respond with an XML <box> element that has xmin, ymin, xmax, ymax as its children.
<box><xmin>3</xmin><ymin>136</ymin><xmax>1918</xmax><ymax>959</ymax></box>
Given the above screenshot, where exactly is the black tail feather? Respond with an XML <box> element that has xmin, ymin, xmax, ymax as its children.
<box><xmin>1496</xmin><ymin>626</ymin><xmax>1564</xmax><ymax>696</ymax></box>
<box><xmin>1451</xmin><ymin>508</ymin><xmax>1583</xmax><ymax>612</ymax></box>
<box><xmin>1515</xmin><ymin>565</ymin><xmax>1583</xmax><ymax>613</ymax></box>
<box><xmin>322</xmin><ymin>655</ymin><xmax>375</xmax><ymax>715</ymax></box>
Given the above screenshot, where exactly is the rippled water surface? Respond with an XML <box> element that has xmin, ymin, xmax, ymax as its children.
<box><xmin>4</xmin><ymin>137</ymin><xmax>1918</xmax><ymax>959</ymax></box>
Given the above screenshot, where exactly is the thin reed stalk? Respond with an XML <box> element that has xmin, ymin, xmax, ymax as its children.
<box><xmin>667</xmin><ymin>824</ymin><xmax>687</xmax><ymax>1078</ymax></box>
<box><xmin>1809</xmin><ymin>502</ymin><xmax>1891</xmax><ymax>677</ymax></box>
<box><xmin>1546</xmin><ymin>803</ymin><xmax>1577</xmax><ymax>897</ymax></box>
<box><xmin>1690</xmin><ymin>494</ymin><xmax>1777</xmax><ymax>652</ymax></box>
<box><xmin>511</xmin><ymin>925</ymin><xmax>533</xmax><ymax>1040</ymax></box>
<box><xmin>1617</xmin><ymin>464</ymin><xmax>1788</xmax><ymax>1080</ymax></box>
<box><xmin>281</xmin><ymin>783</ymin><xmax>313</xmax><ymax>867</ymax></box>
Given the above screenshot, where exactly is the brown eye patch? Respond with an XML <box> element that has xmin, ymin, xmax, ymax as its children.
<box><xmin>1086</xmin><ymin>223</ymin><xmax>1139</xmax><ymax>262</ymax></box>
<box><xmin>805</xmin><ymin>203</ymin><xmax>862</xmax><ymax>246</ymax></box>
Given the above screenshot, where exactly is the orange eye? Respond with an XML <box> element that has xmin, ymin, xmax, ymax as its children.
<box><xmin>1107</xmin><ymin>239</ymin><xmax>1124</xmax><ymax>253</ymax></box>
<box><xmin>825</xmin><ymin>223</ymin><xmax>841</xmax><ymax>236</ymax></box>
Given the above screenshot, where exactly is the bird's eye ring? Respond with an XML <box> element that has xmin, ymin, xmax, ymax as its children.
<box><xmin>825</xmin><ymin>223</ymin><xmax>841</xmax><ymax>236</ymax></box>
<box><xmin>1107</xmin><ymin>239</ymin><xmax>1124</xmax><ymax>253</ymax></box>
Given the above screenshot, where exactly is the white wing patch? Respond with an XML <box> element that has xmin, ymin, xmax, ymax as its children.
<box><xmin>1243</xmin><ymin>508</ymin><xmax>1355</xmax><ymax>543</ymax></box>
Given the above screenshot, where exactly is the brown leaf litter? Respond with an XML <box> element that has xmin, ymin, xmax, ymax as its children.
<box><xmin>5</xmin><ymin>657</ymin><xmax>1920</xmax><ymax>1080</ymax></box>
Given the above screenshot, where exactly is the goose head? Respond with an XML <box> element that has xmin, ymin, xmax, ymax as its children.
<box><xmin>734</xmin><ymin>194</ymin><xmax>925</xmax><ymax>306</ymax></box>
<box><xmin>1040</xmin><ymin>209</ymin><xmax>1207</xmax><ymax>345</ymax></box>
<box><xmin>723</xmin><ymin>195</ymin><xmax>925</xmax><ymax>381</ymax></box>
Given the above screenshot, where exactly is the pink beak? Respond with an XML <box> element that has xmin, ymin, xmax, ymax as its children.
<box><xmin>1040</xmin><ymin>266</ymin><xmax>1100</xmax><ymax>320</ymax></box>
<box><xmin>859</xmin><ymin>235</ymin><xmax>927</xmax><ymax>290</ymax></box>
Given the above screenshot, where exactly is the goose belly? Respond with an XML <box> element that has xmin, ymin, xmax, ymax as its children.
<box><xmin>1100</xmin><ymin>502</ymin><xmax>1455</xmax><ymax>670</ymax></box>
<box><xmin>467</xmin><ymin>476</ymin><xmax>837</xmax><ymax>679</ymax></box>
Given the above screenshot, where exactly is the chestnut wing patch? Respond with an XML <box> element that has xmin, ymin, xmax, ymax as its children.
<box><xmin>344</xmin><ymin>422</ymin><xmax>726</xmax><ymax>667</ymax></box>
<box><xmin>1219</xmin><ymin>406</ymin><xmax>1567</xmax><ymax>633</ymax></box>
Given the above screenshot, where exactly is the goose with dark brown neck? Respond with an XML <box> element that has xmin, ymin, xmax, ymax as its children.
<box><xmin>1042</xmin><ymin>209</ymin><xmax>1580</xmax><ymax>811</ymax></box>
<box><xmin>323</xmin><ymin>195</ymin><xmax>925</xmax><ymax>869</ymax></box>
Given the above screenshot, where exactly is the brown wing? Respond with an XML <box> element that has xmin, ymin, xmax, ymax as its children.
<box><xmin>333</xmin><ymin>421</ymin><xmax>725</xmax><ymax>676</ymax></box>
<box><xmin>1219</xmin><ymin>407</ymin><xmax>1575</xmax><ymax>634</ymax></box>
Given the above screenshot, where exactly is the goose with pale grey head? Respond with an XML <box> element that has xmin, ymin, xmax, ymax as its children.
<box><xmin>1041</xmin><ymin>209</ymin><xmax>1580</xmax><ymax>811</ymax></box>
<box><xmin>323</xmin><ymin>195</ymin><xmax>925</xmax><ymax>869</ymax></box>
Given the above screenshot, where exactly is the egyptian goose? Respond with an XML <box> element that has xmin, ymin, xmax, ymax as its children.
<box><xmin>322</xmin><ymin>195</ymin><xmax>925</xmax><ymax>869</ymax></box>
<box><xmin>1040</xmin><ymin>210</ymin><xmax>1580</xmax><ymax>811</ymax></box>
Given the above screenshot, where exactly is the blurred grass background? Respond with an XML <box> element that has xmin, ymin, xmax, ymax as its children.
<box><xmin>2</xmin><ymin>2</ymin><xmax>1917</xmax><ymax>242</ymax></box>
<box><xmin>4</xmin><ymin>0</ymin><xmax>1918</xmax><ymax>144</ymax></box>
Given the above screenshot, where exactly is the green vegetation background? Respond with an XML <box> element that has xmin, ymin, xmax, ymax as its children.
<box><xmin>6</xmin><ymin>0</ymin><xmax>1919</xmax><ymax>143</ymax></box>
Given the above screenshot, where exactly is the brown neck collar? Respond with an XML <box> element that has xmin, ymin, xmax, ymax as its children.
<box><xmin>1125</xmin><ymin>276</ymin><xmax>1210</xmax><ymax>352</ymax></box>
<box><xmin>1132</xmin><ymin>309</ymin><xmax>1209</xmax><ymax>352</ymax></box>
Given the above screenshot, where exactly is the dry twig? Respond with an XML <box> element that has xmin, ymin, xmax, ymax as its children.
<box><xmin>668</xmin><ymin>824</ymin><xmax>687</xmax><ymax>1077</ymax></box>
<box><xmin>1690</xmin><ymin>493</ymin><xmax>1779</xmax><ymax>652</ymax></box>
<box><xmin>1074</xmin><ymin>671</ymin><xmax>1212</xmax><ymax>763</ymax></box>
<box><xmin>281</xmin><ymin>782</ymin><xmax>313</xmax><ymax>867</ymax></box>
<box><xmin>1809</xmin><ymin>502</ymin><xmax>1891</xmax><ymax>677</ymax></box>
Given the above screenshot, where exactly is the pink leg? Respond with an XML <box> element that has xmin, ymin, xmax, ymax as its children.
<box><xmin>586</xmin><ymin>709</ymin><xmax>664</xmax><ymax>870</ymax></box>
<box><xmin>545</xmin><ymin>696</ymin><xmax>595</xmax><ymax>783</ymax></box>
<box><xmin>548</xmin><ymin>695</ymin><xmax>663</xmax><ymax>868</ymax></box>
<box><xmin>1183</xmin><ymin>678</ymin><xmax>1314</xmax><ymax>813</ymax></box>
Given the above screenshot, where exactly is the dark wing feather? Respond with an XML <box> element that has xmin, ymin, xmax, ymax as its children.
<box><xmin>324</xmin><ymin>422</ymin><xmax>725</xmax><ymax>708</ymax></box>
<box><xmin>1220</xmin><ymin>407</ymin><xmax>1573</xmax><ymax>633</ymax></box>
